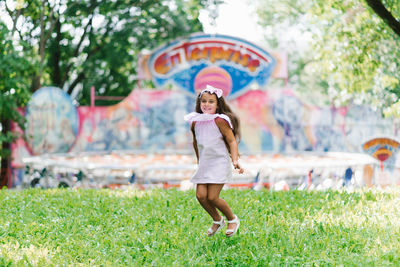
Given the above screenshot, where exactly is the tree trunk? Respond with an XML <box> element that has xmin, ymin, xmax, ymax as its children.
<box><xmin>67</xmin><ymin>72</ymin><xmax>85</xmax><ymax>95</ymax></box>
<box><xmin>365</xmin><ymin>0</ymin><xmax>400</xmax><ymax>38</ymax></box>
<box><xmin>51</xmin><ymin>18</ymin><xmax>62</xmax><ymax>87</ymax></box>
<box><xmin>0</xmin><ymin>119</ymin><xmax>11</xmax><ymax>189</ymax></box>
<box><xmin>31</xmin><ymin>75</ymin><xmax>41</xmax><ymax>92</ymax></box>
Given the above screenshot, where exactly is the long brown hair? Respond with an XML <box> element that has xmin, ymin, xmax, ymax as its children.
<box><xmin>195</xmin><ymin>92</ymin><xmax>241</xmax><ymax>142</ymax></box>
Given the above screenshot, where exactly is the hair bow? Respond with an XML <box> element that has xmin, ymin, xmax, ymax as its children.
<box><xmin>200</xmin><ymin>85</ymin><xmax>223</xmax><ymax>98</ymax></box>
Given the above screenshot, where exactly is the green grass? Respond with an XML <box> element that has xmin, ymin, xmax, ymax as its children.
<box><xmin>1</xmin><ymin>188</ymin><xmax>400</xmax><ymax>266</ymax></box>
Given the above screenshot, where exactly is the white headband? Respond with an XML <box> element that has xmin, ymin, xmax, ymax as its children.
<box><xmin>199</xmin><ymin>85</ymin><xmax>223</xmax><ymax>98</ymax></box>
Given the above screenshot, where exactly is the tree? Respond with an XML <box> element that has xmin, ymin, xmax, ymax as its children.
<box><xmin>255</xmin><ymin>0</ymin><xmax>400</xmax><ymax>115</ymax></box>
<box><xmin>0</xmin><ymin>23</ymin><xmax>34</xmax><ymax>187</ymax></box>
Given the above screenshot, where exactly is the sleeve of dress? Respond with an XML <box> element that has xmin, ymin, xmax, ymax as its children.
<box><xmin>215</xmin><ymin>114</ymin><xmax>233</xmax><ymax>129</ymax></box>
<box><xmin>183</xmin><ymin>112</ymin><xmax>198</xmax><ymax>123</ymax></box>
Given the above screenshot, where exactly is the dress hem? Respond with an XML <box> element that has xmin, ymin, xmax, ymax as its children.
<box><xmin>191</xmin><ymin>178</ymin><xmax>231</xmax><ymax>184</ymax></box>
<box><xmin>191</xmin><ymin>181</ymin><xmax>228</xmax><ymax>184</ymax></box>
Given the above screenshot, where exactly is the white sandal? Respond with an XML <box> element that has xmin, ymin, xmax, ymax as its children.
<box><xmin>225</xmin><ymin>215</ymin><xmax>240</xmax><ymax>237</ymax></box>
<box><xmin>207</xmin><ymin>217</ymin><xmax>225</xmax><ymax>237</ymax></box>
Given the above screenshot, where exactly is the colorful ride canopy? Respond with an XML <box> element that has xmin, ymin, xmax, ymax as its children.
<box><xmin>147</xmin><ymin>33</ymin><xmax>276</xmax><ymax>99</ymax></box>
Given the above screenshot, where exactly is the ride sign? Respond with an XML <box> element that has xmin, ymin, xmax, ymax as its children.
<box><xmin>146</xmin><ymin>33</ymin><xmax>276</xmax><ymax>99</ymax></box>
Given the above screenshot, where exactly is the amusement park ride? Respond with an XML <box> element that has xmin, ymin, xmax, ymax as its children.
<box><xmin>11</xmin><ymin>33</ymin><xmax>400</xmax><ymax>190</ymax></box>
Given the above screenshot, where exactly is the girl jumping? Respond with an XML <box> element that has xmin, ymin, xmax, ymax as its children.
<box><xmin>184</xmin><ymin>84</ymin><xmax>244</xmax><ymax>237</ymax></box>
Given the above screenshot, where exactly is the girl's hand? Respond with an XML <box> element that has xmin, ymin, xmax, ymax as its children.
<box><xmin>233</xmin><ymin>161</ymin><xmax>244</xmax><ymax>174</ymax></box>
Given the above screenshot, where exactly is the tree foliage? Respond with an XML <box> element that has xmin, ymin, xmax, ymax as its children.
<box><xmin>0</xmin><ymin>22</ymin><xmax>33</xmax><ymax>158</ymax></box>
<box><xmin>2</xmin><ymin>0</ymin><xmax>217</xmax><ymax>105</ymax></box>
<box><xmin>255</xmin><ymin>0</ymin><xmax>400</xmax><ymax>115</ymax></box>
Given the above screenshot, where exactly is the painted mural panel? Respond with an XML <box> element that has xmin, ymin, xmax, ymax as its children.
<box><xmin>311</xmin><ymin>106</ymin><xmax>347</xmax><ymax>152</ymax></box>
<box><xmin>231</xmin><ymin>89</ymin><xmax>282</xmax><ymax>152</ymax></box>
<box><xmin>25</xmin><ymin>87</ymin><xmax>79</xmax><ymax>154</ymax></box>
<box><xmin>71</xmin><ymin>90</ymin><xmax>194</xmax><ymax>152</ymax></box>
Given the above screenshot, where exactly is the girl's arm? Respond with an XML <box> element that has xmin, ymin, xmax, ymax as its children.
<box><xmin>215</xmin><ymin>118</ymin><xmax>244</xmax><ymax>174</ymax></box>
<box><xmin>191</xmin><ymin>122</ymin><xmax>199</xmax><ymax>163</ymax></box>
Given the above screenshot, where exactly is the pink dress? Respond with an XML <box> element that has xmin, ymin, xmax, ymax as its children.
<box><xmin>184</xmin><ymin>112</ymin><xmax>233</xmax><ymax>184</ymax></box>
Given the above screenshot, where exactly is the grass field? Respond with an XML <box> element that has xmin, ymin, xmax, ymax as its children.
<box><xmin>1</xmin><ymin>187</ymin><xmax>400</xmax><ymax>266</ymax></box>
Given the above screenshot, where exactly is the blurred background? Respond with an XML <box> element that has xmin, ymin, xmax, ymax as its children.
<box><xmin>1</xmin><ymin>0</ymin><xmax>399</xmax><ymax>190</ymax></box>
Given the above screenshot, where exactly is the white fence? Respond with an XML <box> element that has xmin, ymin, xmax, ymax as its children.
<box><xmin>20</xmin><ymin>151</ymin><xmax>395</xmax><ymax>190</ymax></box>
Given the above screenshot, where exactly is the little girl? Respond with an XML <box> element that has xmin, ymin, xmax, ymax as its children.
<box><xmin>184</xmin><ymin>84</ymin><xmax>244</xmax><ymax>237</ymax></box>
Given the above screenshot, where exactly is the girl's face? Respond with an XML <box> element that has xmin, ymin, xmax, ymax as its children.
<box><xmin>200</xmin><ymin>93</ymin><xmax>218</xmax><ymax>114</ymax></box>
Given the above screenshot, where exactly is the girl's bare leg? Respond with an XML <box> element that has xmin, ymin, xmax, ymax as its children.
<box><xmin>207</xmin><ymin>184</ymin><xmax>237</xmax><ymax>232</ymax></box>
<box><xmin>196</xmin><ymin>184</ymin><xmax>221</xmax><ymax>222</ymax></box>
